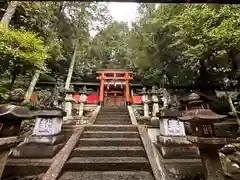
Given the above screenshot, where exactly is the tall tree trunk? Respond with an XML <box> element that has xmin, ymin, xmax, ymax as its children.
<box><xmin>24</xmin><ymin>70</ymin><xmax>40</xmax><ymax>101</ymax></box>
<box><xmin>65</xmin><ymin>44</ymin><xmax>78</xmax><ymax>89</ymax></box>
<box><xmin>225</xmin><ymin>91</ymin><xmax>240</xmax><ymax>127</ymax></box>
<box><xmin>1</xmin><ymin>1</ymin><xmax>18</xmax><ymax>26</ymax></box>
<box><xmin>50</xmin><ymin>77</ymin><xmax>58</xmax><ymax>106</ymax></box>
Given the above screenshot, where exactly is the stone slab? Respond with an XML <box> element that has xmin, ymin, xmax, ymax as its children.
<box><xmin>10</xmin><ymin>143</ymin><xmax>64</xmax><ymax>158</ymax></box>
<box><xmin>0</xmin><ymin>136</ymin><xmax>20</xmax><ymax>151</ymax></box>
<box><xmin>157</xmin><ymin>136</ymin><xmax>192</xmax><ymax>146</ymax></box>
<box><xmin>155</xmin><ymin>143</ymin><xmax>200</xmax><ymax>159</ymax></box>
<box><xmin>24</xmin><ymin>135</ymin><xmax>64</xmax><ymax>145</ymax></box>
<box><xmin>148</xmin><ymin>128</ymin><xmax>160</xmax><ymax>143</ymax></box>
<box><xmin>34</xmin><ymin>109</ymin><xmax>65</xmax><ymax>117</ymax></box>
<box><xmin>72</xmin><ymin>146</ymin><xmax>145</xmax><ymax>157</ymax></box>
<box><xmin>65</xmin><ymin>157</ymin><xmax>150</xmax><ymax>171</ymax></box>
<box><xmin>159</xmin><ymin>158</ymin><xmax>204</xmax><ymax>178</ymax></box>
<box><xmin>160</xmin><ymin>118</ymin><xmax>186</xmax><ymax>136</ymax></box>
<box><xmin>33</xmin><ymin>117</ymin><xmax>62</xmax><ymax>136</ymax></box>
<box><xmin>187</xmin><ymin>136</ymin><xmax>235</xmax><ymax>148</ymax></box>
<box><xmin>59</xmin><ymin>171</ymin><xmax>154</xmax><ymax>180</ymax></box>
<box><xmin>3</xmin><ymin>158</ymin><xmax>51</xmax><ymax>178</ymax></box>
<box><xmin>0</xmin><ymin>151</ymin><xmax>9</xmax><ymax>178</ymax></box>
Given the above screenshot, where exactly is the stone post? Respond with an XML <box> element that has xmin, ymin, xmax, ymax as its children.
<box><xmin>150</xmin><ymin>86</ymin><xmax>160</xmax><ymax>126</ymax></box>
<box><xmin>63</xmin><ymin>87</ymin><xmax>75</xmax><ymax>122</ymax></box>
<box><xmin>78</xmin><ymin>86</ymin><xmax>88</xmax><ymax>117</ymax></box>
<box><xmin>140</xmin><ymin>87</ymin><xmax>150</xmax><ymax>121</ymax></box>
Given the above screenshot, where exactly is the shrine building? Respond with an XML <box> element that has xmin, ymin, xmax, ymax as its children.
<box><xmin>36</xmin><ymin>69</ymin><xmax>144</xmax><ymax>107</ymax></box>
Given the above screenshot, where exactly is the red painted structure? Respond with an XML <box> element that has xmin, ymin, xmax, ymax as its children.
<box><xmin>96</xmin><ymin>70</ymin><xmax>133</xmax><ymax>105</ymax></box>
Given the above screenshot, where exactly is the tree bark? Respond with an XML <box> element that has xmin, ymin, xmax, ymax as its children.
<box><xmin>1</xmin><ymin>1</ymin><xmax>18</xmax><ymax>26</ymax></box>
<box><xmin>225</xmin><ymin>91</ymin><xmax>240</xmax><ymax>128</ymax></box>
<box><xmin>24</xmin><ymin>70</ymin><xmax>41</xmax><ymax>101</ymax></box>
<box><xmin>65</xmin><ymin>44</ymin><xmax>77</xmax><ymax>89</ymax></box>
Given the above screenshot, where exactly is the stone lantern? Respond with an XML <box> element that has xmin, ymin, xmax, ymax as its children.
<box><xmin>9</xmin><ymin>88</ymin><xmax>66</xmax><ymax>159</ymax></box>
<box><xmin>149</xmin><ymin>86</ymin><xmax>160</xmax><ymax>126</ymax></box>
<box><xmin>179</xmin><ymin>93</ymin><xmax>232</xmax><ymax>180</ymax></box>
<box><xmin>63</xmin><ymin>86</ymin><xmax>75</xmax><ymax>122</ymax></box>
<box><xmin>139</xmin><ymin>87</ymin><xmax>150</xmax><ymax>121</ymax></box>
<box><xmin>78</xmin><ymin>86</ymin><xmax>89</xmax><ymax>117</ymax></box>
<box><xmin>0</xmin><ymin>89</ymin><xmax>34</xmax><ymax>177</ymax></box>
<box><xmin>155</xmin><ymin>103</ymin><xmax>202</xmax><ymax>179</ymax></box>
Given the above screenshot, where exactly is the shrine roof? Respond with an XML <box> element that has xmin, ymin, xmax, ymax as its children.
<box><xmin>96</xmin><ymin>68</ymin><xmax>133</xmax><ymax>73</ymax></box>
<box><xmin>36</xmin><ymin>81</ymin><xmax>99</xmax><ymax>86</ymax></box>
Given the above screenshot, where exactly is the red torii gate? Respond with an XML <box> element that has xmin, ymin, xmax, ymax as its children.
<box><xmin>96</xmin><ymin>70</ymin><xmax>133</xmax><ymax>105</ymax></box>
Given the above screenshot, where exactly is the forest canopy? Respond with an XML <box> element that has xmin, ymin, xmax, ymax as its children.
<box><xmin>0</xmin><ymin>2</ymin><xmax>240</xmax><ymax>94</ymax></box>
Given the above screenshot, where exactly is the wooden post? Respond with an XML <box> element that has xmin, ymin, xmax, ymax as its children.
<box><xmin>99</xmin><ymin>73</ymin><xmax>105</xmax><ymax>105</ymax></box>
<box><xmin>125</xmin><ymin>73</ymin><xmax>130</xmax><ymax>105</ymax></box>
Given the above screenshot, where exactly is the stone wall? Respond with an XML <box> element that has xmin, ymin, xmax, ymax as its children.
<box><xmin>220</xmin><ymin>141</ymin><xmax>240</xmax><ymax>180</ymax></box>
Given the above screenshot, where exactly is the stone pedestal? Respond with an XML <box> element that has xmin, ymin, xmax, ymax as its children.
<box><xmin>0</xmin><ymin>137</ymin><xmax>19</xmax><ymax>178</ymax></box>
<box><xmin>10</xmin><ymin>109</ymin><xmax>65</xmax><ymax>158</ymax></box>
<box><xmin>156</xmin><ymin>111</ymin><xmax>203</xmax><ymax>179</ymax></box>
<box><xmin>157</xmin><ymin>118</ymin><xmax>199</xmax><ymax>159</ymax></box>
<box><xmin>187</xmin><ymin>136</ymin><xmax>234</xmax><ymax>180</ymax></box>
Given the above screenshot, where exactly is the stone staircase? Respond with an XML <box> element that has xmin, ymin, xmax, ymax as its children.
<box><xmin>58</xmin><ymin>107</ymin><xmax>155</xmax><ymax>180</ymax></box>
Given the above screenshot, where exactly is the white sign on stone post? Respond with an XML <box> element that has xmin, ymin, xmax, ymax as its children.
<box><xmin>33</xmin><ymin>117</ymin><xmax>62</xmax><ymax>136</ymax></box>
<box><xmin>160</xmin><ymin>118</ymin><xmax>186</xmax><ymax>136</ymax></box>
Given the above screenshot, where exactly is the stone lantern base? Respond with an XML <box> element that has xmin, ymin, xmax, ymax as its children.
<box><xmin>155</xmin><ymin>135</ymin><xmax>204</xmax><ymax>179</ymax></box>
<box><xmin>10</xmin><ymin>109</ymin><xmax>65</xmax><ymax>158</ymax></box>
<box><xmin>10</xmin><ymin>135</ymin><xmax>64</xmax><ymax>158</ymax></box>
<box><xmin>156</xmin><ymin>136</ymin><xmax>200</xmax><ymax>159</ymax></box>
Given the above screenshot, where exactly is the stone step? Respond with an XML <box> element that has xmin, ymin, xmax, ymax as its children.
<box><xmin>82</xmin><ymin>131</ymin><xmax>139</xmax><ymax>138</ymax></box>
<box><xmin>65</xmin><ymin>157</ymin><xmax>150</xmax><ymax>171</ymax></box>
<box><xmin>95</xmin><ymin>119</ymin><xmax>130</xmax><ymax>122</ymax></box>
<box><xmin>100</xmin><ymin>109</ymin><xmax>128</xmax><ymax>111</ymax></box>
<box><xmin>99</xmin><ymin>112</ymin><xmax>128</xmax><ymax>114</ymax></box>
<box><xmin>58</xmin><ymin>171</ymin><xmax>154</xmax><ymax>180</ymax></box>
<box><xmin>97</xmin><ymin>113</ymin><xmax>129</xmax><ymax>116</ymax></box>
<box><xmin>72</xmin><ymin>146</ymin><xmax>145</xmax><ymax>157</ymax></box>
<box><xmin>85</xmin><ymin>125</ymin><xmax>138</xmax><ymax>132</ymax></box>
<box><xmin>94</xmin><ymin>121</ymin><xmax>131</xmax><ymax>124</ymax></box>
<box><xmin>96</xmin><ymin>117</ymin><xmax>130</xmax><ymax>120</ymax></box>
<box><xmin>79</xmin><ymin>138</ymin><xmax>142</xmax><ymax>146</ymax></box>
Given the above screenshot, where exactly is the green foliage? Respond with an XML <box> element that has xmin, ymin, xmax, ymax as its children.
<box><xmin>0</xmin><ymin>24</ymin><xmax>48</xmax><ymax>71</ymax></box>
<box><xmin>24</xmin><ymin>99</ymin><xmax>40</xmax><ymax>110</ymax></box>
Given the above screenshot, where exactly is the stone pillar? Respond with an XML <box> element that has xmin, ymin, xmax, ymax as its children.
<box><xmin>63</xmin><ymin>87</ymin><xmax>75</xmax><ymax>122</ymax></box>
<box><xmin>140</xmin><ymin>87</ymin><xmax>150</xmax><ymax>121</ymax></box>
<box><xmin>11</xmin><ymin>109</ymin><xmax>65</xmax><ymax>158</ymax></box>
<box><xmin>150</xmin><ymin>86</ymin><xmax>160</xmax><ymax>126</ymax></box>
<box><xmin>79</xmin><ymin>92</ymin><xmax>87</xmax><ymax>117</ymax></box>
<box><xmin>200</xmin><ymin>148</ymin><xmax>225</xmax><ymax>180</ymax></box>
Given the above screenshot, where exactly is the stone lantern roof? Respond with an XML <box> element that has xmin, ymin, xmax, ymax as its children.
<box><xmin>157</xmin><ymin>108</ymin><xmax>182</xmax><ymax>119</ymax></box>
<box><xmin>179</xmin><ymin>93</ymin><xmax>226</xmax><ymax>122</ymax></box>
<box><xmin>179</xmin><ymin>109</ymin><xmax>226</xmax><ymax>122</ymax></box>
<box><xmin>65</xmin><ymin>86</ymin><xmax>75</xmax><ymax>94</ymax></box>
<box><xmin>179</xmin><ymin>91</ymin><xmax>216</xmax><ymax>104</ymax></box>
<box><xmin>0</xmin><ymin>105</ymin><xmax>33</xmax><ymax>122</ymax></box>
